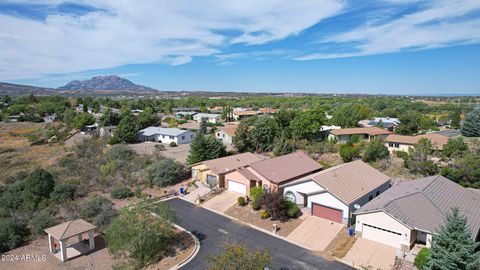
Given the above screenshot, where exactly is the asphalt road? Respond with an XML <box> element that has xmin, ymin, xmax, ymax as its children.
<box><xmin>165</xmin><ymin>198</ymin><xmax>353</xmax><ymax>270</ymax></box>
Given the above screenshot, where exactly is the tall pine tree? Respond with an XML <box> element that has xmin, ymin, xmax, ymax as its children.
<box><xmin>426</xmin><ymin>208</ymin><xmax>480</xmax><ymax>270</ymax></box>
<box><xmin>461</xmin><ymin>109</ymin><xmax>480</xmax><ymax>137</ymax></box>
<box><xmin>187</xmin><ymin>127</ymin><xmax>226</xmax><ymax>164</ymax></box>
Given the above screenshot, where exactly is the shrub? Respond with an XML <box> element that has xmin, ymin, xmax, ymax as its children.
<box><xmin>81</xmin><ymin>196</ymin><xmax>118</xmax><ymax>229</ymax></box>
<box><xmin>237</xmin><ymin>196</ymin><xmax>246</xmax><ymax>206</ymax></box>
<box><xmin>22</xmin><ymin>168</ymin><xmax>55</xmax><ymax>210</ymax></box>
<box><xmin>340</xmin><ymin>143</ymin><xmax>361</xmax><ymax>162</ymax></box>
<box><xmin>0</xmin><ymin>218</ymin><xmax>27</xmax><ymax>252</ymax></box>
<box><xmin>259</xmin><ymin>210</ymin><xmax>270</xmax><ymax>219</ymax></box>
<box><xmin>146</xmin><ymin>158</ymin><xmax>188</xmax><ymax>187</ymax></box>
<box><xmin>111</xmin><ymin>186</ymin><xmax>134</xmax><ymax>199</ymax></box>
<box><xmin>30</xmin><ymin>212</ymin><xmax>55</xmax><ymax>236</ymax></box>
<box><xmin>251</xmin><ymin>200</ymin><xmax>261</xmax><ymax>210</ymax></box>
<box><xmin>169</xmin><ymin>142</ymin><xmax>177</xmax><ymax>147</ymax></box>
<box><xmin>50</xmin><ymin>183</ymin><xmax>77</xmax><ymax>202</ymax></box>
<box><xmin>414</xmin><ymin>247</ymin><xmax>430</xmax><ymax>270</ymax></box>
<box><xmin>258</xmin><ymin>192</ymin><xmax>287</xmax><ymax>220</ymax></box>
<box><xmin>285</xmin><ymin>201</ymin><xmax>300</xmax><ymax>218</ymax></box>
<box><xmin>250</xmin><ymin>186</ymin><xmax>264</xmax><ymax>201</ymax></box>
<box><xmin>135</xmin><ymin>186</ymin><xmax>143</xmax><ymax>198</ymax></box>
<box><xmin>207</xmin><ymin>243</ymin><xmax>271</xmax><ymax>270</ymax></box>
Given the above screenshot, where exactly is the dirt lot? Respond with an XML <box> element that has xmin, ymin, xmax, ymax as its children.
<box><xmin>0</xmin><ymin>122</ymin><xmax>67</xmax><ymax>180</ymax></box>
<box><xmin>225</xmin><ymin>204</ymin><xmax>304</xmax><ymax>237</ymax></box>
<box><xmin>2</xmin><ymin>230</ymin><xmax>195</xmax><ymax>270</ymax></box>
<box><xmin>128</xmin><ymin>142</ymin><xmax>191</xmax><ymax>164</ymax></box>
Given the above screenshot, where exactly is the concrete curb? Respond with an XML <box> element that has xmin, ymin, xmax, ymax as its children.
<box><xmin>169</xmin><ymin>223</ymin><xmax>201</xmax><ymax>270</ymax></box>
<box><xmin>333</xmin><ymin>257</ymin><xmax>361</xmax><ymax>270</ymax></box>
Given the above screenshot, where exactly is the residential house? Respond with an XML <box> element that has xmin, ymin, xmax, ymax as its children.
<box><xmin>354</xmin><ymin>175</ymin><xmax>480</xmax><ymax>251</ymax></box>
<box><xmin>319</xmin><ymin>125</ymin><xmax>341</xmax><ymax>140</ymax></box>
<box><xmin>215</xmin><ymin>124</ymin><xmax>238</xmax><ymax>144</ymax></box>
<box><xmin>281</xmin><ymin>160</ymin><xmax>391</xmax><ymax>225</ymax></box>
<box><xmin>328</xmin><ymin>127</ymin><xmax>392</xmax><ymax>143</ymax></box>
<box><xmin>233</xmin><ymin>110</ymin><xmax>257</xmax><ymax>121</ymax></box>
<box><xmin>432</xmin><ymin>129</ymin><xmax>461</xmax><ymax>138</ymax></box>
<box><xmin>137</xmin><ymin>127</ymin><xmax>195</xmax><ymax>144</ymax></box>
<box><xmin>385</xmin><ymin>133</ymin><xmax>449</xmax><ymax>153</ymax></box>
<box><xmin>359</xmin><ymin>117</ymin><xmax>400</xmax><ymax>132</ymax></box>
<box><xmin>172</xmin><ymin>107</ymin><xmax>201</xmax><ymax>113</ymax></box>
<box><xmin>208</xmin><ymin>106</ymin><xmax>224</xmax><ymax>114</ymax></box>
<box><xmin>191</xmin><ymin>153</ymin><xmax>266</xmax><ymax>188</ymax></box>
<box><xmin>99</xmin><ymin>126</ymin><xmax>116</xmax><ymax>138</ymax></box>
<box><xmin>257</xmin><ymin>108</ymin><xmax>277</xmax><ymax>116</ymax></box>
<box><xmin>81</xmin><ymin>124</ymin><xmax>98</xmax><ymax>134</ymax></box>
<box><xmin>224</xmin><ymin>152</ymin><xmax>323</xmax><ymax>195</ymax></box>
<box><xmin>193</xmin><ymin>113</ymin><xmax>221</xmax><ymax>124</ymax></box>
<box><xmin>174</xmin><ymin>111</ymin><xmax>198</xmax><ymax>120</ymax></box>
<box><xmin>43</xmin><ymin>114</ymin><xmax>56</xmax><ymax>123</ymax></box>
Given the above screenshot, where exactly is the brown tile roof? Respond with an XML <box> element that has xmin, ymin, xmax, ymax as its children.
<box><xmin>237</xmin><ymin>166</ymin><xmax>263</xmax><ymax>182</ymax></box>
<box><xmin>44</xmin><ymin>219</ymin><xmax>96</xmax><ymax>240</ymax></box>
<box><xmin>385</xmin><ymin>133</ymin><xmax>449</xmax><ymax>150</ymax></box>
<box><xmin>234</xmin><ymin>110</ymin><xmax>257</xmax><ymax>116</ymax></box>
<box><xmin>203</xmin><ymin>153</ymin><xmax>267</xmax><ymax>175</ymax></box>
<box><xmin>220</xmin><ymin>124</ymin><xmax>238</xmax><ymax>137</ymax></box>
<box><xmin>330</xmin><ymin>127</ymin><xmax>392</xmax><ymax>136</ymax></box>
<box><xmin>258</xmin><ymin>108</ymin><xmax>278</xmax><ymax>114</ymax></box>
<box><xmin>290</xmin><ymin>160</ymin><xmax>391</xmax><ymax>205</ymax></box>
<box><xmin>249</xmin><ymin>151</ymin><xmax>323</xmax><ymax>184</ymax></box>
<box><xmin>356</xmin><ymin>176</ymin><xmax>480</xmax><ymax>236</ymax></box>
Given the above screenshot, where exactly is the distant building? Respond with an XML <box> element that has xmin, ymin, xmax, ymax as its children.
<box><xmin>81</xmin><ymin>124</ymin><xmax>98</xmax><ymax>134</ymax></box>
<box><xmin>208</xmin><ymin>106</ymin><xmax>224</xmax><ymax>114</ymax></box>
<box><xmin>328</xmin><ymin>127</ymin><xmax>393</xmax><ymax>143</ymax></box>
<box><xmin>137</xmin><ymin>127</ymin><xmax>195</xmax><ymax>144</ymax></box>
<box><xmin>358</xmin><ymin>117</ymin><xmax>400</xmax><ymax>131</ymax></box>
<box><xmin>384</xmin><ymin>133</ymin><xmax>449</xmax><ymax>153</ymax></box>
<box><xmin>216</xmin><ymin>124</ymin><xmax>238</xmax><ymax>144</ymax></box>
<box><xmin>99</xmin><ymin>126</ymin><xmax>116</xmax><ymax>138</ymax></box>
<box><xmin>172</xmin><ymin>107</ymin><xmax>201</xmax><ymax>113</ymax></box>
<box><xmin>43</xmin><ymin>114</ymin><xmax>56</xmax><ymax>123</ymax></box>
<box><xmin>233</xmin><ymin>110</ymin><xmax>257</xmax><ymax>121</ymax></box>
<box><xmin>193</xmin><ymin>113</ymin><xmax>220</xmax><ymax>124</ymax></box>
<box><xmin>174</xmin><ymin>111</ymin><xmax>197</xmax><ymax>119</ymax></box>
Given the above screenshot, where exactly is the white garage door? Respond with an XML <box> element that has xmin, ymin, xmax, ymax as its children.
<box><xmin>362</xmin><ymin>223</ymin><xmax>402</xmax><ymax>249</ymax></box>
<box><xmin>227</xmin><ymin>180</ymin><xmax>246</xmax><ymax>195</ymax></box>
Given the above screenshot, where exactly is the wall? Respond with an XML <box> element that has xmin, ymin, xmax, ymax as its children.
<box><xmin>349</xmin><ymin>181</ymin><xmax>391</xmax><ymax>223</ymax></box>
<box><xmin>308</xmin><ymin>192</ymin><xmax>350</xmax><ymax>222</ymax></box>
<box><xmin>385</xmin><ymin>142</ymin><xmax>413</xmax><ymax>153</ymax></box>
<box><xmin>283</xmin><ymin>180</ymin><xmax>323</xmax><ymax>205</ymax></box>
<box><xmin>215</xmin><ymin>131</ymin><xmax>233</xmax><ymax>144</ymax></box>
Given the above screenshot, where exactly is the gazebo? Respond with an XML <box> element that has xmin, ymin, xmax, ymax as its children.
<box><xmin>44</xmin><ymin>219</ymin><xmax>97</xmax><ymax>262</ymax></box>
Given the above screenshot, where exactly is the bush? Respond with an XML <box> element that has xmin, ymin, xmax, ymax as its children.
<box><xmin>340</xmin><ymin>143</ymin><xmax>361</xmax><ymax>162</ymax></box>
<box><xmin>259</xmin><ymin>210</ymin><xmax>270</xmax><ymax>219</ymax></box>
<box><xmin>258</xmin><ymin>192</ymin><xmax>287</xmax><ymax>220</ymax></box>
<box><xmin>146</xmin><ymin>158</ymin><xmax>188</xmax><ymax>187</ymax></box>
<box><xmin>414</xmin><ymin>247</ymin><xmax>430</xmax><ymax>270</ymax></box>
<box><xmin>81</xmin><ymin>196</ymin><xmax>118</xmax><ymax>229</ymax></box>
<box><xmin>135</xmin><ymin>186</ymin><xmax>143</xmax><ymax>198</ymax></box>
<box><xmin>110</xmin><ymin>186</ymin><xmax>134</xmax><ymax>199</ymax></box>
<box><xmin>50</xmin><ymin>183</ymin><xmax>77</xmax><ymax>202</ymax></box>
<box><xmin>250</xmin><ymin>186</ymin><xmax>264</xmax><ymax>201</ymax></box>
<box><xmin>30</xmin><ymin>212</ymin><xmax>55</xmax><ymax>236</ymax></box>
<box><xmin>237</xmin><ymin>196</ymin><xmax>246</xmax><ymax>206</ymax></box>
<box><xmin>22</xmin><ymin>168</ymin><xmax>55</xmax><ymax>210</ymax></box>
<box><xmin>169</xmin><ymin>142</ymin><xmax>177</xmax><ymax>147</ymax></box>
<box><xmin>0</xmin><ymin>218</ymin><xmax>27</xmax><ymax>252</ymax></box>
<box><xmin>285</xmin><ymin>201</ymin><xmax>300</xmax><ymax>218</ymax></box>
<box><xmin>251</xmin><ymin>200</ymin><xmax>261</xmax><ymax>211</ymax></box>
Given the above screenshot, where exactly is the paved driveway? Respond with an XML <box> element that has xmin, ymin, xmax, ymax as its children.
<box><xmin>165</xmin><ymin>198</ymin><xmax>353</xmax><ymax>270</ymax></box>
<box><xmin>343</xmin><ymin>238</ymin><xmax>397</xmax><ymax>270</ymax></box>
<box><xmin>183</xmin><ymin>181</ymin><xmax>211</xmax><ymax>203</ymax></box>
<box><xmin>203</xmin><ymin>190</ymin><xmax>241</xmax><ymax>213</ymax></box>
<box><xmin>287</xmin><ymin>216</ymin><xmax>344</xmax><ymax>251</ymax></box>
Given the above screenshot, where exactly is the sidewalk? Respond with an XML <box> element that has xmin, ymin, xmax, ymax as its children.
<box><xmin>182</xmin><ymin>181</ymin><xmax>210</xmax><ymax>203</ymax></box>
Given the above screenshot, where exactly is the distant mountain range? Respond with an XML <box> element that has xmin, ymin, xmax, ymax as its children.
<box><xmin>58</xmin><ymin>75</ymin><xmax>157</xmax><ymax>92</ymax></box>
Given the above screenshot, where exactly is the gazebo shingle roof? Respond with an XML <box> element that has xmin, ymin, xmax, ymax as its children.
<box><xmin>44</xmin><ymin>219</ymin><xmax>96</xmax><ymax>240</ymax></box>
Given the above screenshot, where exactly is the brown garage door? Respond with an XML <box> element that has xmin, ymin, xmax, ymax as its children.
<box><xmin>311</xmin><ymin>204</ymin><xmax>343</xmax><ymax>223</ymax></box>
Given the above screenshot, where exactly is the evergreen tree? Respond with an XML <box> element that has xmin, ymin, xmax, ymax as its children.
<box><xmin>100</xmin><ymin>108</ymin><xmax>121</xmax><ymax>126</ymax></box>
<box><xmin>426</xmin><ymin>208</ymin><xmax>480</xmax><ymax>270</ymax></box>
<box><xmin>363</xmin><ymin>138</ymin><xmax>389</xmax><ymax>162</ymax></box>
<box><xmin>461</xmin><ymin>109</ymin><xmax>480</xmax><ymax>137</ymax></box>
<box><xmin>110</xmin><ymin>113</ymin><xmax>139</xmax><ymax>144</ymax></box>
<box><xmin>187</xmin><ymin>133</ymin><xmax>226</xmax><ymax>164</ymax></box>
<box><xmin>450</xmin><ymin>110</ymin><xmax>461</xmax><ymax>129</ymax></box>
<box><xmin>221</xmin><ymin>105</ymin><xmax>234</xmax><ymax>122</ymax></box>
<box><xmin>273</xmin><ymin>131</ymin><xmax>293</xmax><ymax>156</ymax></box>
<box><xmin>199</xmin><ymin>117</ymin><xmax>208</xmax><ymax>134</ymax></box>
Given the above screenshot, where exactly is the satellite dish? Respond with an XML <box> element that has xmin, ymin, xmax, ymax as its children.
<box><xmin>354</xmin><ymin>204</ymin><xmax>361</xmax><ymax>210</ymax></box>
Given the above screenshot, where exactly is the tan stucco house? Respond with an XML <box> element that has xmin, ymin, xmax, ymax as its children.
<box><xmin>191</xmin><ymin>153</ymin><xmax>266</xmax><ymax>188</ymax></box>
<box><xmin>224</xmin><ymin>151</ymin><xmax>323</xmax><ymax>195</ymax></box>
<box><xmin>215</xmin><ymin>124</ymin><xmax>238</xmax><ymax>144</ymax></box>
<box><xmin>354</xmin><ymin>175</ymin><xmax>480</xmax><ymax>251</ymax></box>
<box><xmin>280</xmin><ymin>160</ymin><xmax>391</xmax><ymax>225</ymax></box>
<box><xmin>385</xmin><ymin>133</ymin><xmax>449</xmax><ymax>153</ymax></box>
<box><xmin>328</xmin><ymin>127</ymin><xmax>392</xmax><ymax>144</ymax></box>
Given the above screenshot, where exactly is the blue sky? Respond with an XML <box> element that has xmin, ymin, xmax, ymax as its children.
<box><xmin>1</xmin><ymin>0</ymin><xmax>479</xmax><ymax>95</ymax></box>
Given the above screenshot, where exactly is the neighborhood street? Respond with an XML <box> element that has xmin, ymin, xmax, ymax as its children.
<box><xmin>165</xmin><ymin>198</ymin><xmax>353</xmax><ymax>270</ymax></box>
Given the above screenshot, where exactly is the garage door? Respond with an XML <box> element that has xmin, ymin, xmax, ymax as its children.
<box><xmin>362</xmin><ymin>223</ymin><xmax>402</xmax><ymax>249</ymax></box>
<box><xmin>227</xmin><ymin>180</ymin><xmax>246</xmax><ymax>195</ymax></box>
<box><xmin>311</xmin><ymin>204</ymin><xmax>343</xmax><ymax>223</ymax></box>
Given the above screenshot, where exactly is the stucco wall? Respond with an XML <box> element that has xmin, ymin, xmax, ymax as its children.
<box><xmin>308</xmin><ymin>193</ymin><xmax>350</xmax><ymax>221</ymax></box>
<box><xmin>215</xmin><ymin>131</ymin><xmax>233</xmax><ymax>144</ymax></box>
<box><xmin>349</xmin><ymin>181</ymin><xmax>391</xmax><ymax>222</ymax></box>
<box><xmin>355</xmin><ymin>211</ymin><xmax>412</xmax><ymax>248</ymax></box>
<box><xmin>385</xmin><ymin>142</ymin><xmax>413</xmax><ymax>153</ymax></box>
<box><xmin>283</xmin><ymin>180</ymin><xmax>323</xmax><ymax>205</ymax></box>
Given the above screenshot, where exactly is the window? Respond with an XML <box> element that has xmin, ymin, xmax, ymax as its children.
<box><xmin>169</xmin><ymin>136</ymin><xmax>174</xmax><ymax>139</ymax></box>
<box><xmin>284</xmin><ymin>191</ymin><xmax>296</xmax><ymax>202</ymax></box>
<box><xmin>217</xmin><ymin>133</ymin><xmax>220</xmax><ymax>136</ymax></box>
<box><xmin>222</xmin><ymin>134</ymin><xmax>225</xmax><ymax>137</ymax></box>
<box><xmin>262</xmin><ymin>184</ymin><xmax>270</xmax><ymax>193</ymax></box>
<box><xmin>191</xmin><ymin>134</ymin><xmax>194</xmax><ymax>138</ymax></box>
<box><xmin>368</xmin><ymin>195</ymin><xmax>373</xmax><ymax>201</ymax></box>
<box><xmin>395</xmin><ymin>143</ymin><xmax>400</xmax><ymax>148</ymax></box>
<box><xmin>181</xmin><ymin>135</ymin><xmax>185</xmax><ymax>140</ymax></box>
<box><xmin>376</xmin><ymin>191</ymin><xmax>380</xmax><ymax>197</ymax></box>
<box><xmin>389</xmin><ymin>142</ymin><xmax>394</xmax><ymax>147</ymax></box>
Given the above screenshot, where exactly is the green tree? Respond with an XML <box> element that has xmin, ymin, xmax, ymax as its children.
<box><xmin>146</xmin><ymin>158</ymin><xmax>187</xmax><ymax>187</ymax></box>
<box><xmin>441</xmin><ymin>154</ymin><xmax>480</xmax><ymax>187</ymax></box>
<box><xmin>30</xmin><ymin>211</ymin><xmax>55</xmax><ymax>236</ymax></box>
<box><xmin>111</xmin><ymin>113</ymin><xmax>139</xmax><ymax>144</ymax></box>
<box><xmin>250</xmin><ymin>116</ymin><xmax>277</xmax><ymax>152</ymax></box>
<box><xmin>461</xmin><ymin>109</ymin><xmax>480</xmax><ymax>137</ymax></box>
<box><xmin>62</xmin><ymin>109</ymin><xmax>76</xmax><ymax>126</ymax></box>
<box><xmin>100</xmin><ymin>109</ymin><xmax>120</xmax><ymax>126</ymax></box>
<box><xmin>22</xmin><ymin>168</ymin><xmax>55</xmax><ymax>210</ymax></box>
<box><xmin>187</xmin><ymin>133</ymin><xmax>226</xmax><ymax>164</ymax></box>
<box><xmin>273</xmin><ymin>131</ymin><xmax>294</xmax><ymax>156</ymax></box>
<box><xmin>233</xmin><ymin>118</ymin><xmax>253</xmax><ymax>152</ymax></box>
<box><xmin>221</xmin><ymin>105</ymin><xmax>234</xmax><ymax>122</ymax></box>
<box><xmin>404</xmin><ymin>138</ymin><xmax>439</xmax><ymax>176</ymax></box>
<box><xmin>290</xmin><ymin>109</ymin><xmax>327</xmax><ymax>140</ymax></box>
<box><xmin>340</xmin><ymin>142</ymin><xmax>361</xmax><ymax>162</ymax></box>
<box><xmin>104</xmin><ymin>202</ymin><xmax>177</xmax><ymax>268</ymax></box>
<box><xmin>332</xmin><ymin>104</ymin><xmax>371</xmax><ymax>128</ymax></box>
<box><xmin>72</xmin><ymin>113</ymin><xmax>95</xmax><ymax>129</ymax></box>
<box><xmin>363</xmin><ymin>139</ymin><xmax>389</xmax><ymax>162</ymax></box>
<box><xmin>137</xmin><ymin>107</ymin><xmax>161</xmax><ymax>129</ymax></box>
<box><xmin>81</xmin><ymin>196</ymin><xmax>117</xmax><ymax>229</ymax></box>
<box><xmin>414</xmin><ymin>247</ymin><xmax>430</xmax><ymax>270</ymax></box>
<box><xmin>207</xmin><ymin>243</ymin><xmax>271</xmax><ymax>270</ymax></box>
<box><xmin>426</xmin><ymin>208</ymin><xmax>479</xmax><ymax>270</ymax></box>
<box><xmin>450</xmin><ymin>110</ymin><xmax>461</xmax><ymax>129</ymax></box>
<box><xmin>0</xmin><ymin>218</ymin><xmax>27</xmax><ymax>252</ymax></box>
<box><xmin>199</xmin><ymin>117</ymin><xmax>208</xmax><ymax>134</ymax></box>
<box><xmin>396</xmin><ymin>111</ymin><xmax>422</xmax><ymax>135</ymax></box>
<box><xmin>442</xmin><ymin>138</ymin><xmax>469</xmax><ymax>158</ymax></box>
<box><xmin>274</xmin><ymin>109</ymin><xmax>298</xmax><ymax>137</ymax></box>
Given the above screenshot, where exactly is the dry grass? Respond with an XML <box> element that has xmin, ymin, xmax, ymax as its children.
<box><xmin>330</xmin><ymin>235</ymin><xmax>357</xmax><ymax>259</ymax></box>
<box><xmin>369</xmin><ymin>157</ymin><xmax>416</xmax><ymax>180</ymax></box>
<box><xmin>0</xmin><ymin>122</ymin><xmax>68</xmax><ymax>180</ymax></box>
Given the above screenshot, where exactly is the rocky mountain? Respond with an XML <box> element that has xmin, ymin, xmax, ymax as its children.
<box><xmin>0</xmin><ymin>82</ymin><xmax>57</xmax><ymax>96</ymax></box>
<box><xmin>58</xmin><ymin>75</ymin><xmax>158</xmax><ymax>92</ymax></box>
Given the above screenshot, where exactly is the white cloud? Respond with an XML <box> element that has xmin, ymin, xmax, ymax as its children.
<box><xmin>0</xmin><ymin>0</ymin><xmax>345</xmax><ymax>80</ymax></box>
<box><xmin>296</xmin><ymin>0</ymin><xmax>480</xmax><ymax>60</ymax></box>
